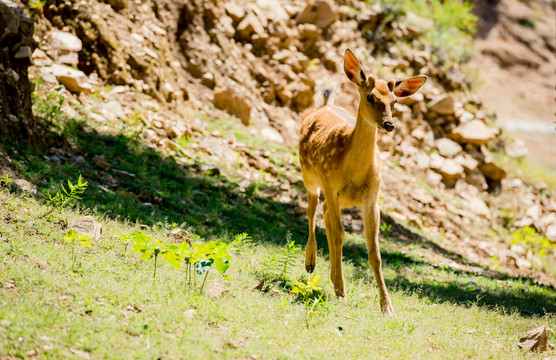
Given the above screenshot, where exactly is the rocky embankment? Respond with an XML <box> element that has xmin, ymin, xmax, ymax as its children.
<box><xmin>2</xmin><ymin>0</ymin><xmax>555</xmax><ymax>284</ymax></box>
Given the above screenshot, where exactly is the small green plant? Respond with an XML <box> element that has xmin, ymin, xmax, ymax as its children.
<box><xmin>512</xmin><ymin>226</ymin><xmax>555</xmax><ymax>258</ymax></box>
<box><xmin>33</xmin><ymin>85</ymin><xmax>65</xmax><ymax>123</ymax></box>
<box><xmin>124</xmin><ymin>231</ymin><xmax>165</xmax><ymax>282</ymax></box>
<box><xmin>261</xmin><ymin>234</ymin><xmax>301</xmax><ymax>281</ymax></box>
<box><xmin>29</xmin><ymin>0</ymin><xmax>46</xmax><ymax>9</ymax></box>
<box><xmin>63</xmin><ymin>229</ymin><xmax>93</xmax><ymax>269</ymax></box>
<box><xmin>380</xmin><ymin>222</ymin><xmax>392</xmax><ymax>237</ymax></box>
<box><xmin>46</xmin><ymin>175</ymin><xmax>88</xmax><ymax>210</ymax></box>
<box><xmin>291</xmin><ymin>275</ymin><xmax>328</xmax><ymax>329</ymax></box>
<box><xmin>0</xmin><ymin>174</ymin><xmax>13</xmax><ymax>188</ymax></box>
<box><xmin>123</xmin><ymin>231</ymin><xmax>233</xmax><ymax>291</ymax></box>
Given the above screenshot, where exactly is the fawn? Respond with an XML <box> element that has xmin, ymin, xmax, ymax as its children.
<box><xmin>298</xmin><ymin>48</ymin><xmax>427</xmax><ymax>315</ymax></box>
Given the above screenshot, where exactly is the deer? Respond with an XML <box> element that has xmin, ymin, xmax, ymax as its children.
<box><xmin>298</xmin><ymin>48</ymin><xmax>427</xmax><ymax>315</ymax></box>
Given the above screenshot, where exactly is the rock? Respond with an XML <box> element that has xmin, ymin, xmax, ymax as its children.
<box><xmin>213</xmin><ymin>89</ymin><xmax>252</xmax><ymax>126</ymax></box>
<box><xmin>100</xmin><ymin>101</ymin><xmax>124</xmax><ymax>121</ymax></box>
<box><xmin>94</xmin><ymin>155</ymin><xmax>111</xmax><ymax>171</ymax></box>
<box><xmin>426</xmin><ymin>170</ymin><xmax>443</xmax><ymax>188</ymax></box>
<box><xmin>429</xmin><ymin>95</ymin><xmax>455</xmax><ymax>115</ymax></box>
<box><xmin>292</xmin><ymin>83</ymin><xmax>313</xmax><ymax>111</ymax></box>
<box><xmin>13</xmin><ymin>179</ymin><xmax>37</xmax><ymax>194</ymax></box>
<box><xmin>260</xmin><ymin>127</ymin><xmax>284</xmax><ymax>144</ymax></box>
<box><xmin>44</xmin><ymin>64</ymin><xmax>92</xmax><ymax>93</ymax></box>
<box><xmin>517</xmin><ymin>326</ymin><xmax>553</xmax><ymax>352</ymax></box>
<box><xmin>436</xmin><ymin>138</ymin><xmax>462</xmax><ymax>158</ymax></box>
<box><xmin>437</xmin><ymin>159</ymin><xmax>464</xmax><ymax>188</ymax></box>
<box><xmin>452</xmin><ymin>120</ymin><xmax>496</xmax><ymax>145</ymax></box>
<box><xmin>454</xmin><ymin>154</ymin><xmax>479</xmax><ymax>172</ymax></box>
<box><xmin>505</xmin><ymin>138</ymin><xmax>528</xmax><ymax>158</ymax></box>
<box><xmin>69</xmin><ymin>216</ymin><xmax>103</xmax><ymax>241</ymax></box>
<box><xmin>479</xmin><ymin>161</ymin><xmax>506</xmax><ymax>181</ymax></box>
<box><xmin>14</xmin><ymin>45</ymin><xmax>32</xmax><ymax>61</ymax></box>
<box><xmin>465</xmin><ymin>169</ymin><xmax>488</xmax><ymax>191</ymax></box>
<box><xmin>50</xmin><ymin>31</ymin><xmax>82</xmax><ymax>52</ymax></box>
<box><xmin>296</xmin><ymin>0</ymin><xmax>339</xmax><ymax>30</ymax></box>
<box><xmin>468</xmin><ymin>197</ymin><xmax>490</xmax><ymax>218</ymax></box>
<box><xmin>0</xmin><ymin>0</ymin><xmax>21</xmax><ymax>41</ymax></box>
<box><xmin>201</xmin><ymin>72</ymin><xmax>215</xmax><ymax>89</ymax></box>
<box><xmin>164</xmin><ymin>122</ymin><xmax>189</xmax><ymax>139</ymax></box>
<box><xmin>236</xmin><ymin>12</ymin><xmax>265</xmax><ymax>40</ymax></box>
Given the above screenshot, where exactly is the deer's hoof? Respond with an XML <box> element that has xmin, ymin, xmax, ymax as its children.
<box><xmin>305</xmin><ymin>264</ymin><xmax>315</xmax><ymax>273</ymax></box>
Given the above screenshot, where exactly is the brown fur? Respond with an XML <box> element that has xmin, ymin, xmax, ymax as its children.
<box><xmin>298</xmin><ymin>49</ymin><xmax>427</xmax><ymax>316</ymax></box>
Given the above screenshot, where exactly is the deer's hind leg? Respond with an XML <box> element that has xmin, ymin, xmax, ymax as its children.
<box><xmin>305</xmin><ymin>190</ymin><xmax>319</xmax><ymax>273</ymax></box>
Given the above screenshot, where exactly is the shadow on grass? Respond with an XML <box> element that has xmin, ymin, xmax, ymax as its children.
<box><xmin>3</xmin><ymin>120</ymin><xmax>554</xmax><ymax>316</ymax></box>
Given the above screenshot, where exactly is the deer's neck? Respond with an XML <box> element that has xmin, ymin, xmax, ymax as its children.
<box><xmin>345</xmin><ymin>107</ymin><xmax>379</xmax><ymax>177</ymax></box>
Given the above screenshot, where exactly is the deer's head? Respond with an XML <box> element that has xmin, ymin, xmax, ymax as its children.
<box><xmin>343</xmin><ymin>48</ymin><xmax>427</xmax><ymax>133</ymax></box>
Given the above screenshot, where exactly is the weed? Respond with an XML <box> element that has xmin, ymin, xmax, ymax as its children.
<box><xmin>261</xmin><ymin>233</ymin><xmax>301</xmax><ymax>281</ymax></box>
<box><xmin>63</xmin><ymin>229</ymin><xmax>93</xmax><ymax>270</ymax></box>
<box><xmin>0</xmin><ymin>174</ymin><xmax>13</xmax><ymax>189</ymax></box>
<box><xmin>46</xmin><ymin>175</ymin><xmax>88</xmax><ymax>211</ymax></box>
<box><xmin>380</xmin><ymin>222</ymin><xmax>392</xmax><ymax>237</ymax></box>
<box><xmin>291</xmin><ymin>275</ymin><xmax>329</xmax><ymax>329</ymax></box>
<box><xmin>32</xmin><ymin>85</ymin><xmax>65</xmax><ymax>124</ymax></box>
<box><xmin>512</xmin><ymin>226</ymin><xmax>555</xmax><ymax>258</ymax></box>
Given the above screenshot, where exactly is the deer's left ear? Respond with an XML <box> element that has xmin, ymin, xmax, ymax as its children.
<box><xmin>393</xmin><ymin>76</ymin><xmax>427</xmax><ymax>97</ymax></box>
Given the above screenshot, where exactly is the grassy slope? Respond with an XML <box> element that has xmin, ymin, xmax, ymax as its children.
<box><xmin>1</xmin><ymin>120</ymin><xmax>555</xmax><ymax>359</ymax></box>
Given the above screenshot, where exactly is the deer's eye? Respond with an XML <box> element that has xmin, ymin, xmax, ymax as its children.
<box><xmin>367</xmin><ymin>94</ymin><xmax>375</xmax><ymax>105</ymax></box>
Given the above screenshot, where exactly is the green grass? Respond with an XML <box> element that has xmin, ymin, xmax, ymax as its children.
<box><xmin>1</xmin><ymin>189</ymin><xmax>555</xmax><ymax>359</ymax></box>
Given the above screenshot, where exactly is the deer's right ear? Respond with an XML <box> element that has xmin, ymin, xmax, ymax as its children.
<box><xmin>344</xmin><ymin>48</ymin><xmax>366</xmax><ymax>86</ymax></box>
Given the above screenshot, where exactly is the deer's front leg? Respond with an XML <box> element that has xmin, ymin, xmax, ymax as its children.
<box><xmin>323</xmin><ymin>195</ymin><xmax>346</xmax><ymax>297</ymax></box>
<box><xmin>305</xmin><ymin>192</ymin><xmax>319</xmax><ymax>273</ymax></box>
<box><xmin>362</xmin><ymin>202</ymin><xmax>395</xmax><ymax>316</ymax></box>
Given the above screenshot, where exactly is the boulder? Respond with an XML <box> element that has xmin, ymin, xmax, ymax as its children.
<box><xmin>436</xmin><ymin>138</ymin><xmax>462</xmax><ymax>158</ymax></box>
<box><xmin>296</xmin><ymin>0</ymin><xmax>338</xmax><ymax>30</ymax></box>
<box><xmin>44</xmin><ymin>64</ymin><xmax>92</xmax><ymax>93</ymax></box>
<box><xmin>452</xmin><ymin>120</ymin><xmax>495</xmax><ymax>145</ymax></box>
<box><xmin>50</xmin><ymin>31</ymin><xmax>82</xmax><ymax>52</ymax></box>
<box><xmin>429</xmin><ymin>94</ymin><xmax>455</xmax><ymax>115</ymax></box>
<box><xmin>0</xmin><ymin>0</ymin><xmax>21</xmax><ymax>42</ymax></box>
<box><xmin>213</xmin><ymin>89</ymin><xmax>252</xmax><ymax>126</ymax></box>
<box><xmin>13</xmin><ymin>178</ymin><xmax>37</xmax><ymax>194</ymax></box>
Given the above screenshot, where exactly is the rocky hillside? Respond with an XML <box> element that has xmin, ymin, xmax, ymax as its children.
<box><xmin>2</xmin><ymin>0</ymin><xmax>555</xmax><ymax>284</ymax></box>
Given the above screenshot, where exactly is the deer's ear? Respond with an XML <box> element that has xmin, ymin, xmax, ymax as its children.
<box><xmin>344</xmin><ymin>48</ymin><xmax>366</xmax><ymax>86</ymax></box>
<box><xmin>393</xmin><ymin>76</ymin><xmax>427</xmax><ymax>97</ymax></box>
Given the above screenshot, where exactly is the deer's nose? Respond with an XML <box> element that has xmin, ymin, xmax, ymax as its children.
<box><xmin>383</xmin><ymin>121</ymin><xmax>395</xmax><ymax>132</ymax></box>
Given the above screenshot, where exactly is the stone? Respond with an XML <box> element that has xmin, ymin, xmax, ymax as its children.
<box><xmin>292</xmin><ymin>83</ymin><xmax>313</xmax><ymax>111</ymax></box>
<box><xmin>296</xmin><ymin>0</ymin><xmax>339</xmax><ymax>30</ymax></box>
<box><xmin>437</xmin><ymin>159</ymin><xmax>464</xmax><ymax>188</ymax></box>
<box><xmin>517</xmin><ymin>326</ymin><xmax>553</xmax><ymax>352</ymax></box>
<box><xmin>14</xmin><ymin>45</ymin><xmax>32</xmax><ymax>62</ymax></box>
<box><xmin>436</xmin><ymin>138</ymin><xmax>462</xmax><ymax>158</ymax></box>
<box><xmin>94</xmin><ymin>155</ymin><xmax>111</xmax><ymax>171</ymax></box>
<box><xmin>201</xmin><ymin>72</ymin><xmax>215</xmax><ymax>89</ymax></box>
<box><xmin>13</xmin><ymin>179</ymin><xmax>37</xmax><ymax>194</ymax></box>
<box><xmin>69</xmin><ymin>216</ymin><xmax>103</xmax><ymax>240</ymax></box>
<box><xmin>505</xmin><ymin>138</ymin><xmax>528</xmax><ymax>158</ymax></box>
<box><xmin>425</xmin><ymin>169</ymin><xmax>443</xmax><ymax>187</ymax></box>
<box><xmin>468</xmin><ymin>197</ymin><xmax>490</xmax><ymax>218</ymax></box>
<box><xmin>50</xmin><ymin>31</ymin><xmax>82</xmax><ymax>52</ymax></box>
<box><xmin>164</xmin><ymin>122</ymin><xmax>189</xmax><ymax>139</ymax></box>
<box><xmin>429</xmin><ymin>95</ymin><xmax>455</xmax><ymax>115</ymax></box>
<box><xmin>213</xmin><ymin>89</ymin><xmax>252</xmax><ymax>126</ymax></box>
<box><xmin>0</xmin><ymin>0</ymin><xmax>21</xmax><ymax>42</ymax></box>
<box><xmin>479</xmin><ymin>161</ymin><xmax>506</xmax><ymax>181</ymax></box>
<box><xmin>465</xmin><ymin>169</ymin><xmax>488</xmax><ymax>191</ymax></box>
<box><xmin>44</xmin><ymin>64</ymin><xmax>91</xmax><ymax>93</ymax></box>
<box><xmin>100</xmin><ymin>101</ymin><xmax>124</xmax><ymax>121</ymax></box>
<box><xmin>452</xmin><ymin>120</ymin><xmax>495</xmax><ymax>145</ymax></box>
<box><xmin>454</xmin><ymin>154</ymin><xmax>479</xmax><ymax>172</ymax></box>
<box><xmin>260</xmin><ymin>127</ymin><xmax>284</xmax><ymax>144</ymax></box>
<box><xmin>236</xmin><ymin>12</ymin><xmax>265</xmax><ymax>40</ymax></box>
